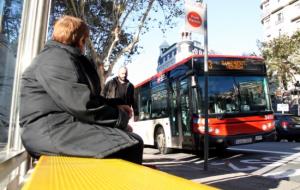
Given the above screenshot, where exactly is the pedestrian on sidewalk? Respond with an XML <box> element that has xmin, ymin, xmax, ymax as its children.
<box><xmin>102</xmin><ymin>66</ymin><xmax>135</xmax><ymax>108</ymax></box>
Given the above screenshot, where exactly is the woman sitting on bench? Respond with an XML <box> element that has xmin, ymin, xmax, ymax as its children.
<box><xmin>19</xmin><ymin>15</ymin><xmax>143</xmax><ymax>164</ymax></box>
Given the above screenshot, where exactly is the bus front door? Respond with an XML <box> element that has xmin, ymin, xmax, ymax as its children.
<box><xmin>178</xmin><ymin>78</ymin><xmax>194</xmax><ymax>149</ymax></box>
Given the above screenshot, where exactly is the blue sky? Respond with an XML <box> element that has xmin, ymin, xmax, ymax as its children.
<box><xmin>125</xmin><ymin>0</ymin><xmax>263</xmax><ymax>84</ymax></box>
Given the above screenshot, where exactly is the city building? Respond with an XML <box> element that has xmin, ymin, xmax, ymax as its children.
<box><xmin>261</xmin><ymin>0</ymin><xmax>300</xmax><ymax>113</ymax></box>
<box><xmin>157</xmin><ymin>31</ymin><xmax>204</xmax><ymax>72</ymax></box>
<box><xmin>260</xmin><ymin>0</ymin><xmax>300</xmax><ymax>41</ymax></box>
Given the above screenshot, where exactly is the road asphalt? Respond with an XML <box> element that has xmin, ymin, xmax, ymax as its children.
<box><xmin>142</xmin><ymin>148</ymin><xmax>300</xmax><ymax>190</ymax></box>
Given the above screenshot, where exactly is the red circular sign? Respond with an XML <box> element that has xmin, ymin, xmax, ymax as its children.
<box><xmin>187</xmin><ymin>11</ymin><xmax>202</xmax><ymax>28</ymax></box>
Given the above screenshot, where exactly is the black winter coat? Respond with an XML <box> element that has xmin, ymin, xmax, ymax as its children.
<box><xmin>102</xmin><ymin>77</ymin><xmax>134</xmax><ymax>107</ymax></box>
<box><xmin>20</xmin><ymin>40</ymin><xmax>138</xmax><ymax>158</ymax></box>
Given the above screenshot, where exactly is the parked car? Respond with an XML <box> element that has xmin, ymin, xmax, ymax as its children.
<box><xmin>274</xmin><ymin>113</ymin><xmax>300</xmax><ymax>142</ymax></box>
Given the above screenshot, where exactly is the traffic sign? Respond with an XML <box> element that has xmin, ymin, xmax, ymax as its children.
<box><xmin>277</xmin><ymin>103</ymin><xmax>289</xmax><ymax>113</ymax></box>
<box><xmin>185</xmin><ymin>1</ymin><xmax>206</xmax><ymax>34</ymax></box>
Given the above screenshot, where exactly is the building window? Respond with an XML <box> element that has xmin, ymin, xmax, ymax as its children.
<box><xmin>264</xmin><ymin>16</ymin><xmax>270</xmax><ymax>28</ymax></box>
<box><xmin>0</xmin><ymin>0</ymin><xmax>24</xmax><ymax>152</ymax></box>
<box><xmin>264</xmin><ymin>2</ymin><xmax>269</xmax><ymax>9</ymax></box>
<box><xmin>276</xmin><ymin>12</ymin><xmax>284</xmax><ymax>24</ymax></box>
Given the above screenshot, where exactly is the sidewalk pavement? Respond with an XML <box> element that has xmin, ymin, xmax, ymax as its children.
<box><xmin>142</xmin><ymin>148</ymin><xmax>300</xmax><ymax>190</ymax></box>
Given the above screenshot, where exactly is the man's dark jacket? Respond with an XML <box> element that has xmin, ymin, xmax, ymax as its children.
<box><xmin>20</xmin><ymin>40</ymin><xmax>138</xmax><ymax>158</ymax></box>
<box><xmin>102</xmin><ymin>77</ymin><xmax>134</xmax><ymax>107</ymax></box>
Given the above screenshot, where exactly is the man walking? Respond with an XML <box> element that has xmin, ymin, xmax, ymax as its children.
<box><xmin>102</xmin><ymin>66</ymin><xmax>134</xmax><ymax>108</ymax></box>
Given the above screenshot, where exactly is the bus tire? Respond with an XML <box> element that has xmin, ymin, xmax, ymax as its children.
<box><xmin>155</xmin><ymin>127</ymin><xmax>172</xmax><ymax>154</ymax></box>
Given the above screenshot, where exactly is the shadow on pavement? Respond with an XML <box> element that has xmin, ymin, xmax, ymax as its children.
<box><xmin>142</xmin><ymin>148</ymin><xmax>299</xmax><ymax>190</ymax></box>
<box><xmin>159</xmin><ymin>164</ymin><xmax>281</xmax><ymax>190</ymax></box>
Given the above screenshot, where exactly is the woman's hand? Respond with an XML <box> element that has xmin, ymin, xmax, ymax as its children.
<box><xmin>117</xmin><ymin>105</ymin><xmax>132</xmax><ymax>118</ymax></box>
<box><xmin>126</xmin><ymin>124</ymin><xmax>133</xmax><ymax>132</ymax></box>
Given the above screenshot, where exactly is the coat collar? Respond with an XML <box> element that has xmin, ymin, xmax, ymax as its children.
<box><xmin>44</xmin><ymin>40</ymin><xmax>82</xmax><ymax>56</ymax></box>
<box><xmin>113</xmin><ymin>76</ymin><xmax>130</xmax><ymax>84</ymax></box>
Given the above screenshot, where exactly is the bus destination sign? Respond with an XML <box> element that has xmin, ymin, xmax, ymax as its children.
<box><xmin>203</xmin><ymin>59</ymin><xmax>265</xmax><ymax>72</ymax></box>
<box><xmin>208</xmin><ymin>60</ymin><xmax>245</xmax><ymax>70</ymax></box>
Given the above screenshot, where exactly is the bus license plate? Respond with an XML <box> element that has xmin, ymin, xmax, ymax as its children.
<box><xmin>255</xmin><ymin>135</ymin><xmax>263</xmax><ymax>141</ymax></box>
<box><xmin>235</xmin><ymin>138</ymin><xmax>252</xmax><ymax>145</ymax></box>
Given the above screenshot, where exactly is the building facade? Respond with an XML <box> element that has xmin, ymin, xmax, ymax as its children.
<box><xmin>261</xmin><ymin>0</ymin><xmax>300</xmax><ymax>41</ymax></box>
<box><xmin>157</xmin><ymin>31</ymin><xmax>204</xmax><ymax>72</ymax></box>
<box><xmin>261</xmin><ymin>0</ymin><xmax>300</xmax><ymax>113</ymax></box>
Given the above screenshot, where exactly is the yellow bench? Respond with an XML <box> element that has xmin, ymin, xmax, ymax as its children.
<box><xmin>22</xmin><ymin>156</ymin><xmax>218</xmax><ymax>190</ymax></box>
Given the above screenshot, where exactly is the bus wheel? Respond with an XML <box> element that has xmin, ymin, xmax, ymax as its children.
<box><xmin>155</xmin><ymin>127</ymin><xmax>172</xmax><ymax>154</ymax></box>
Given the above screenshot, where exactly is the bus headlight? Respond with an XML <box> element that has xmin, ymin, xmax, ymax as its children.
<box><xmin>268</xmin><ymin>123</ymin><xmax>272</xmax><ymax>128</ymax></box>
<box><xmin>262</xmin><ymin>124</ymin><xmax>267</xmax><ymax>131</ymax></box>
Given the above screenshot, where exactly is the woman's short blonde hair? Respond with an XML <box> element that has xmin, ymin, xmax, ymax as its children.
<box><xmin>52</xmin><ymin>15</ymin><xmax>89</xmax><ymax>47</ymax></box>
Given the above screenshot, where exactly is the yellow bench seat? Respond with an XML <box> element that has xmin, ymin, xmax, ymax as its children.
<box><xmin>22</xmin><ymin>156</ymin><xmax>218</xmax><ymax>190</ymax></box>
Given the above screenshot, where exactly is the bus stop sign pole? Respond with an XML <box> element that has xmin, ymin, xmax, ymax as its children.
<box><xmin>186</xmin><ymin>0</ymin><xmax>208</xmax><ymax>170</ymax></box>
<box><xmin>203</xmin><ymin>4</ymin><xmax>209</xmax><ymax>171</ymax></box>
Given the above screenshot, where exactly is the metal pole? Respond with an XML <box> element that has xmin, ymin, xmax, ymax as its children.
<box><xmin>295</xmin><ymin>81</ymin><xmax>300</xmax><ymax>116</ymax></box>
<box><xmin>203</xmin><ymin>4</ymin><xmax>209</xmax><ymax>171</ymax></box>
<box><xmin>297</xmin><ymin>82</ymin><xmax>300</xmax><ymax>116</ymax></box>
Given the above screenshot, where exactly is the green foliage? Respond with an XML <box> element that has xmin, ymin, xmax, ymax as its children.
<box><xmin>260</xmin><ymin>31</ymin><xmax>300</xmax><ymax>90</ymax></box>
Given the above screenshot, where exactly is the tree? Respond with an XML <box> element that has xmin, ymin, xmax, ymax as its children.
<box><xmin>259</xmin><ymin>31</ymin><xmax>300</xmax><ymax>90</ymax></box>
<box><xmin>49</xmin><ymin>0</ymin><xmax>184</xmax><ymax>88</ymax></box>
<box><xmin>288</xmin><ymin>31</ymin><xmax>300</xmax><ymax>66</ymax></box>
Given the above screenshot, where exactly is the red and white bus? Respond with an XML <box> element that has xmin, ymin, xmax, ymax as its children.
<box><xmin>131</xmin><ymin>55</ymin><xmax>275</xmax><ymax>154</ymax></box>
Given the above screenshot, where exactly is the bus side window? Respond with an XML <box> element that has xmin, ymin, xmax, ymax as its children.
<box><xmin>139</xmin><ymin>87</ymin><xmax>151</xmax><ymax>120</ymax></box>
<box><xmin>151</xmin><ymin>83</ymin><xmax>168</xmax><ymax>119</ymax></box>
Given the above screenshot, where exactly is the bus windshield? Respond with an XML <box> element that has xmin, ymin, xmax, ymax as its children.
<box><xmin>197</xmin><ymin>76</ymin><xmax>272</xmax><ymax>114</ymax></box>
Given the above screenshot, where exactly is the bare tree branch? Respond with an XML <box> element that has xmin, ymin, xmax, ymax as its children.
<box><xmin>104</xmin><ymin>0</ymin><xmax>155</xmax><ymax>77</ymax></box>
<box><xmin>79</xmin><ymin>0</ymin><xmax>85</xmax><ymax>17</ymax></box>
<box><xmin>65</xmin><ymin>0</ymin><xmax>78</xmax><ymax>16</ymax></box>
<box><xmin>51</xmin><ymin>0</ymin><xmax>183</xmax><ymax>86</ymax></box>
<box><xmin>124</xmin><ymin>0</ymin><xmax>155</xmax><ymax>54</ymax></box>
